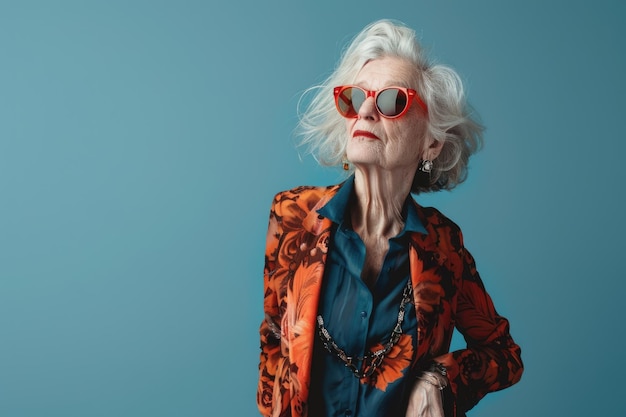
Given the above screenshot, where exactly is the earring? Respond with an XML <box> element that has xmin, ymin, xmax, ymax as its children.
<box><xmin>419</xmin><ymin>159</ymin><xmax>433</xmax><ymax>173</ymax></box>
<box><xmin>342</xmin><ymin>158</ymin><xmax>350</xmax><ymax>171</ymax></box>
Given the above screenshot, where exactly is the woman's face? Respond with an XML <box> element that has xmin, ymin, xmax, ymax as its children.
<box><xmin>345</xmin><ymin>56</ymin><xmax>434</xmax><ymax>175</ymax></box>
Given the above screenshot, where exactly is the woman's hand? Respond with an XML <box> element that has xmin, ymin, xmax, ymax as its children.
<box><xmin>405</xmin><ymin>371</ymin><xmax>448</xmax><ymax>417</ymax></box>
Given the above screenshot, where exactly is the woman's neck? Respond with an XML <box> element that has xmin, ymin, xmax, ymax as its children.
<box><xmin>351</xmin><ymin>168</ymin><xmax>414</xmax><ymax>240</ymax></box>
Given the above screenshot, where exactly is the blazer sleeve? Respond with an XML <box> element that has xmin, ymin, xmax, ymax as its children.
<box><xmin>434</xmin><ymin>232</ymin><xmax>523</xmax><ymax>413</ymax></box>
<box><xmin>257</xmin><ymin>195</ymin><xmax>283</xmax><ymax>417</ymax></box>
<box><xmin>256</xmin><ymin>185</ymin><xmax>334</xmax><ymax>417</ymax></box>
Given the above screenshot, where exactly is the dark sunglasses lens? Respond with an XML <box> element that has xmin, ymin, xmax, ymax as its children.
<box><xmin>337</xmin><ymin>87</ymin><xmax>365</xmax><ymax>117</ymax></box>
<box><xmin>377</xmin><ymin>88</ymin><xmax>407</xmax><ymax>117</ymax></box>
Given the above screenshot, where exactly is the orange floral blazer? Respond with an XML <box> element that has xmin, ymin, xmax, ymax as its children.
<box><xmin>257</xmin><ymin>183</ymin><xmax>523</xmax><ymax>417</ymax></box>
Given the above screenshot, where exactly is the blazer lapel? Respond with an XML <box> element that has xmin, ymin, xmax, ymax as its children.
<box><xmin>408</xmin><ymin>219</ymin><xmax>449</xmax><ymax>364</ymax></box>
<box><xmin>287</xmin><ymin>189</ymin><xmax>336</xmax><ymax>416</ymax></box>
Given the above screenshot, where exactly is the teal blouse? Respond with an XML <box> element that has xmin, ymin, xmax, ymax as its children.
<box><xmin>308</xmin><ymin>176</ymin><xmax>427</xmax><ymax>417</ymax></box>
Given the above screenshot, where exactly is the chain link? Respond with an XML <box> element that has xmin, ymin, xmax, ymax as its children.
<box><xmin>316</xmin><ymin>278</ymin><xmax>413</xmax><ymax>378</ymax></box>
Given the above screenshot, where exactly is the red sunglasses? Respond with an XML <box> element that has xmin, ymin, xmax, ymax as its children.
<box><xmin>333</xmin><ymin>85</ymin><xmax>428</xmax><ymax>119</ymax></box>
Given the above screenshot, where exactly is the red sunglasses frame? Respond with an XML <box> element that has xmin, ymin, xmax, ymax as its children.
<box><xmin>333</xmin><ymin>85</ymin><xmax>428</xmax><ymax>119</ymax></box>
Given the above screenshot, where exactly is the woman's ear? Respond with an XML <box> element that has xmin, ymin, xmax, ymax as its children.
<box><xmin>426</xmin><ymin>138</ymin><xmax>444</xmax><ymax>160</ymax></box>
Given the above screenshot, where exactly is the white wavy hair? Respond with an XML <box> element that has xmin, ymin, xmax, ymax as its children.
<box><xmin>296</xmin><ymin>19</ymin><xmax>484</xmax><ymax>193</ymax></box>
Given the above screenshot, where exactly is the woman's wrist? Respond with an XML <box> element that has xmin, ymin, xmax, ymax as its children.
<box><xmin>415</xmin><ymin>362</ymin><xmax>448</xmax><ymax>390</ymax></box>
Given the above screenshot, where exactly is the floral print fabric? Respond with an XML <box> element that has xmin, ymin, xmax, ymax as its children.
<box><xmin>257</xmin><ymin>184</ymin><xmax>523</xmax><ymax>417</ymax></box>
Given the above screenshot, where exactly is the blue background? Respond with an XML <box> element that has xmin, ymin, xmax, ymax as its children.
<box><xmin>1</xmin><ymin>1</ymin><xmax>624</xmax><ymax>416</ymax></box>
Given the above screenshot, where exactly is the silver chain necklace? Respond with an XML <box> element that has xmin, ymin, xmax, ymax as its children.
<box><xmin>316</xmin><ymin>278</ymin><xmax>413</xmax><ymax>378</ymax></box>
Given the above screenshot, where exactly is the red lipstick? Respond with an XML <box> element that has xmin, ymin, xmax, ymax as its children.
<box><xmin>353</xmin><ymin>130</ymin><xmax>379</xmax><ymax>140</ymax></box>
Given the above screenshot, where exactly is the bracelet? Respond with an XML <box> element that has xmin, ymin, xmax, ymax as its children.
<box><xmin>428</xmin><ymin>362</ymin><xmax>448</xmax><ymax>377</ymax></box>
<box><xmin>417</xmin><ymin>372</ymin><xmax>447</xmax><ymax>391</ymax></box>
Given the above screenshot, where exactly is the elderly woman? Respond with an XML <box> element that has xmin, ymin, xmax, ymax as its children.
<box><xmin>258</xmin><ymin>19</ymin><xmax>523</xmax><ymax>417</ymax></box>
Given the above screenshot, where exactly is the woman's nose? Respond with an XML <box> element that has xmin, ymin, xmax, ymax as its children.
<box><xmin>357</xmin><ymin>96</ymin><xmax>379</xmax><ymax>120</ymax></box>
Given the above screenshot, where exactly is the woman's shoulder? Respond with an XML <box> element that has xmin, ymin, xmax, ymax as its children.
<box><xmin>272</xmin><ymin>183</ymin><xmax>342</xmax><ymax>203</ymax></box>
<box><xmin>412</xmin><ymin>203</ymin><xmax>468</xmax><ymax>255</ymax></box>
<box><xmin>276</xmin><ymin>183</ymin><xmax>339</xmax><ymax>196</ymax></box>
<box><xmin>268</xmin><ymin>183</ymin><xmax>342</xmax><ymax>216</ymax></box>
<box><xmin>414</xmin><ymin>203</ymin><xmax>463</xmax><ymax>234</ymax></box>
<box><xmin>267</xmin><ymin>183</ymin><xmax>342</xmax><ymax>234</ymax></box>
